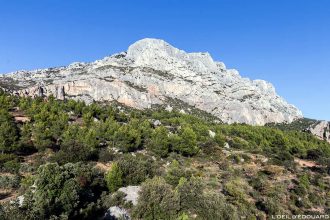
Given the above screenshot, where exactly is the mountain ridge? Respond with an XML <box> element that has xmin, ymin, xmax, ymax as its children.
<box><xmin>0</xmin><ymin>38</ymin><xmax>303</xmax><ymax>125</ymax></box>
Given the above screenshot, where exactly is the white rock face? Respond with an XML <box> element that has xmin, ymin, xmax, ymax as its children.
<box><xmin>209</xmin><ymin>130</ymin><xmax>216</xmax><ymax>138</ymax></box>
<box><xmin>0</xmin><ymin>38</ymin><xmax>303</xmax><ymax>125</ymax></box>
<box><xmin>104</xmin><ymin>206</ymin><xmax>131</xmax><ymax>220</ymax></box>
<box><xmin>118</xmin><ymin>186</ymin><xmax>141</xmax><ymax>206</ymax></box>
<box><xmin>308</xmin><ymin>121</ymin><xmax>330</xmax><ymax>143</ymax></box>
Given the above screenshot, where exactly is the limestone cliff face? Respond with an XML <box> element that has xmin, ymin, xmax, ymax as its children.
<box><xmin>0</xmin><ymin>38</ymin><xmax>303</xmax><ymax>125</ymax></box>
<box><xmin>308</xmin><ymin>121</ymin><xmax>330</xmax><ymax>143</ymax></box>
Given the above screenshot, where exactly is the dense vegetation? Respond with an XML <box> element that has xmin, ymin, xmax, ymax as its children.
<box><xmin>266</xmin><ymin>118</ymin><xmax>318</xmax><ymax>132</ymax></box>
<box><xmin>0</xmin><ymin>90</ymin><xmax>329</xmax><ymax>219</ymax></box>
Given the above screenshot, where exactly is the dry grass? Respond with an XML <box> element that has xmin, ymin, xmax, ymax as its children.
<box><xmin>94</xmin><ymin>162</ymin><xmax>113</xmax><ymax>172</ymax></box>
<box><xmin>0</xmin><ymin>189</ymin><xmax>17</xmax><ymax>203</ymax></box>
<box><xmin>10</xmin><ymin>109</ymin><xmax>30</xmax><ymax>123</ymax></box>
<box><xmin>294</xmin><ymin>158</ymin><xmax>320</xmax><ymax>168</ymax></box>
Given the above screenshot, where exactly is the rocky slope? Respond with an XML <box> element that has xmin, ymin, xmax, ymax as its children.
<box><xmin>308</xmin><ymin>121</ymin><xmax>330</xmax><ymax>143</ymax></box>
<box><xmin>0</xmin><ymin>38</ymin><xmax>303</xmax><ymax>125</ymax></box>
<box><xmin>267</xmin><ymin>118</ymin><xmax>330</xmax><ymax>143</ymax></box>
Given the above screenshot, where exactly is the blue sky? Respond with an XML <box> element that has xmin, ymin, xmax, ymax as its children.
<box><xmin>0</xmin><ymin>0</ymin><xmax>329</xmax><ymax>120</ymax></box>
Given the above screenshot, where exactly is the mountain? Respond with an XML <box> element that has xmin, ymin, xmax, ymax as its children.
<box><xmin>0</xmin><ymin>38</ymin><xmax>303</xmax><ymax>125</ymax></box>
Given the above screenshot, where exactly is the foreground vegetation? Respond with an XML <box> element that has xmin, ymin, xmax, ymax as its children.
<box><xmin>0</xmin><ymin>90</ymin><xmax>329</xmax><ymax>219</ymax></box>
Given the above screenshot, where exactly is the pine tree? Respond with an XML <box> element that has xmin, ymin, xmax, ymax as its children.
<box><xmin>172</xmin><ymin>126</ymin><xmax>199</xmax><ymax>156</ymax></box>
<box><xmin>105</xmin><ymin>163</ymin><xmax>123</xmax><ymax>192</ymax></box>
<box><xmin>149</xmin><ymin>126</ymin><xmax>170</xmax><ymax>157</ymax></box>
<box><xmin>0</xmin><ymin>110</ymin><xmax>19</xmax><ymax>153</ymax></box>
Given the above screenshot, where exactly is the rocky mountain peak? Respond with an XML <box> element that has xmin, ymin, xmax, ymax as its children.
<box><xmin>0</xmin><ymin>38</ymin><xmax>303</xmax><ymax>125</ymax></box>
<box><xmin>127</xmin><ymin>38</ymin><xmax>218</xmax><ymax>74</ymax></box>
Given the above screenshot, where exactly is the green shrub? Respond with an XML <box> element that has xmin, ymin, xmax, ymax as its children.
<box><xmin>100</xmin><ymin>191</ymin><xmax>126</xmax><ymax>208</ymax></box>
<box><xmin>294</xmin><ymin>184</ymin><xmax>308</xmax><ymax>196</ymax></box>
<box><xmin>228</xmin><ymin>137</ymin><xmax>251</xmax><ymax>149</ymax></box>
<box><xmin>214</xmin><ymin>132</ymin><xmax>226</xmax><ymax>146</ymax></box>
<box><xmin>0</xmin><ymin>154</ymin><xmax>17</xmax><ymax>164</ymax></box>
<box><xmin>298</xmin><ymin>173</ymin><xmax>310</xmax><ymax>189</ymax></box>
<box><xmin>176</xmin><ymin>177</ymin><xmax>239</xmax><ymax>220</ymax></box>
<box><xmin>55</xmin><ymin>125</ymin><xmax>99</xmax><ymax>163</ymax></box>
<box><xmin>224</xmin><ymin>178</ymin><xmax>250</xmax><ymax>203</ymax></box>
<box><xmin>98</xmin><ymin>148</ymin><xmax>115</xmax><ymax>162</ymax></box>
<box><xmin>171</xmin><ymin>126</ymin><xmax>199</xmax><ymax>156</ymax></box>
<box><xmin>18</xmin><ymin>163</ymin><xmax>105</xmax><ymax>219</ymax></box>
<box><xmin>228</xmin><ymin>154</ymin><xmax>242</xmax><ymax>164</ymax></box>
<box><xmin>3</xmin><ymin>160</ymin><xmax>20</xmax><ymax>174</ymax></box>
<box><xmin>117</xmin><ymin>154</ymin><xmax>156</xmax><ymax>185</ymax></box>
<box><xmin>32</xmin><ymin>121</ymin><xmax>53</xmax><ymax>151</ymax></box>
<box><xmin>114</xmin><ymin>124</ymin><xmax>142</xmax><ymax>152</ymax></box>
<box><xmin>256</xmin><ymin>198</ymin><xmax>288</xmax><ymax>215</ymax></box>
<box><xmin>20</xmin><ymin>175</ymin><xmax>36</xmax><ymax>191</ymax></box>
<box><xmin>165</xmin><ymin>160</ymin><xmax>192</xmax><ymax>186</ymax></box>
<box><xmin>0</xmin><ymin>175</ymin><xmax>21</xmax><ymax>189</ymax></box>
<box><xmin>148</xmin><ymin>126</ymin><xmax>170</xmax><ymax>157</ymax></box>
<box><xmin>105</xmin><ymin>163</ymin><xmax>123</xmax><ymax>192</ymax></box>
<box><xmin>133</xmin><ymin>177</ymin><xmax>180</xmax><ymax>220</ymax></box>
<box><xmin>0</xmin><ymin>109</ymin><xmax>19</xmax><ymax>153</ymax></box>
<box><xmin>249</xmin><ymin>174</ymin><xmax>269</xmax><ymax>192</ymax></box>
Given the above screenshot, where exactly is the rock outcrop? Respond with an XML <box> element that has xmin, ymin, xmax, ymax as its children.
<box><xmin>104</xmin><ymin>206</ymin><xmax>131</xmax><ymax>220</ymax></box>
<box><xmin>308</xmin><ymin>121</ymin><xmax>330</xmax><ymax>143</ymax></box>
<box><xmin>0</xmin><ymin>38</ymin><xmax>303</xmax><ymax>125</ymax></box>
<box><xmin>118</xmin><ymin>186</ymin><xmax>141</xmax><ymax>206</ymax></box>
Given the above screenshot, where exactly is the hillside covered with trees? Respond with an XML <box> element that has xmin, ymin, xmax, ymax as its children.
<box><xmin>0</xmin><ymin>90</ymin><xmax>329</xmax><ymax>219</ymax></box>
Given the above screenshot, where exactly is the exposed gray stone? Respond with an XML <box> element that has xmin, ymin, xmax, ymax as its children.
<box><xmin>165</xmin><ymin>105</ymin><xmax>173</xmax><ymax>112</ymax></box>
<box><xmin>308</xmin><ymin>121</ymin><xmax>330</xmax><ymax>143</ymax></box>
<box><xmin>104</xmin><ymin>206</ymin><xmax>130</xmax><ymax>220</ymax></box>
<box><xmin>153</xmin><ymin>120</ymin><xmax>162</xmax><ymax>127</ymax></box>
<box><xmin>118</xmin><ymin>186</ymin><xmax>141</xmax><ymax>206</ymax></box>
<box><xmin>0</xmin><ymin>38</ymin><xmax>303</xmax><ymax>125</ymax></box>
<box><xmin>209</xmin><ymin>130</ymin><xmax>216</xmax><ymax>138</ymax></box>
